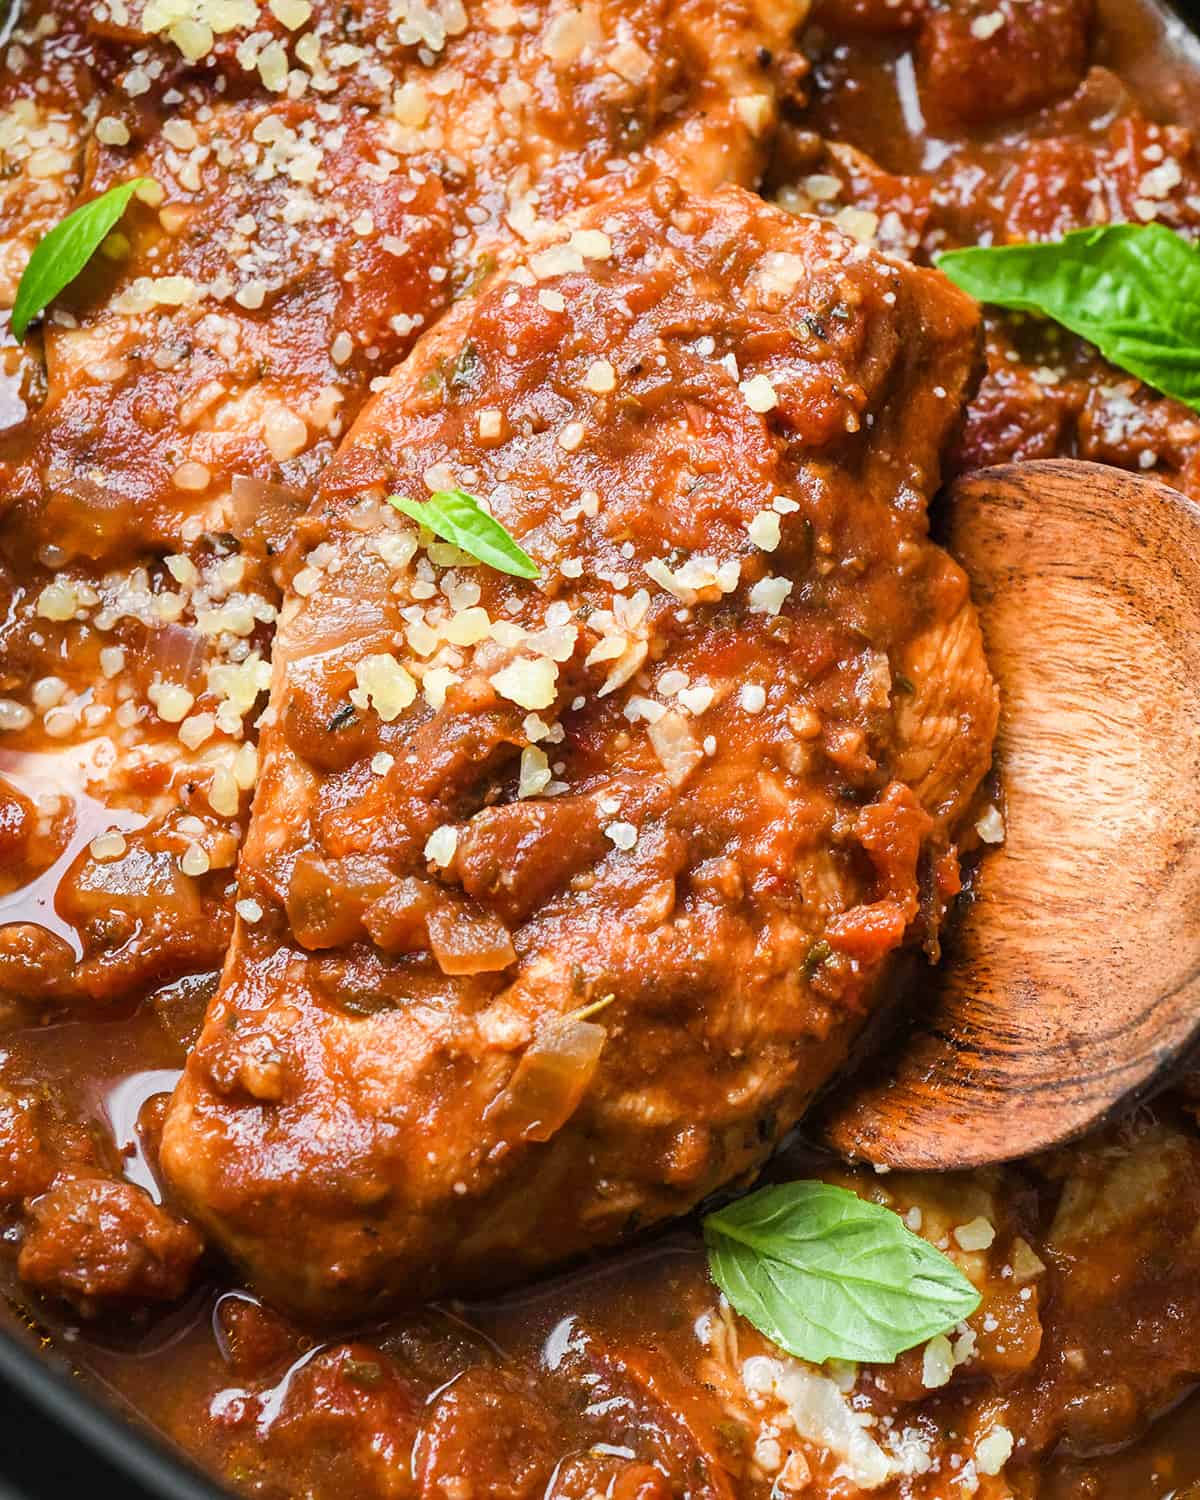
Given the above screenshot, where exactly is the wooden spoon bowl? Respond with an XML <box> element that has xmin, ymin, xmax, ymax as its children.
<box><xmin>820</xmin><ymin>459</ymin><xmax>1200</xmax><ymax>1170</ymax></box>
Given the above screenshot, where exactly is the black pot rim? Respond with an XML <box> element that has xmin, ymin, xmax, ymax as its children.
<box><xmin>0</xmin><ymin>1319</ymin><xmax>228</xmax><ymax>1500</ymax></box>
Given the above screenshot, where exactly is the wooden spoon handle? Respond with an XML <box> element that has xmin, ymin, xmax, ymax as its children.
<box><xmin>820</xmin><ymin>460</ymin><xmax>1200</xmax><ymax>1169</ymax></box>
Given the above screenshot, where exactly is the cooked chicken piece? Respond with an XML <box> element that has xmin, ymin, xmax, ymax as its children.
<box><xmin>161</xmin><ymin>181</ymin><xmax>992</xmax><ymax>1316</ymax></box>
<box><xmin>0</xmin><ymin>12</ymin><xmax>90</xmax><ymax>313</ymax></box>
<box><xmin>0</xmin><ymin>9</ymin><xmax>92</xmax><ymax>450</ymax></box>
<box><xmin>916</xmin><ymin>0</ymin><xmax>1093</xmax><ymax>129</ymax></box>
<box><xmin>978</xmin><ymin>1121</ymin><xmax>1200</xmax><ymax>1462</ymax></box>
<box><xmin>0</xmin><ymin>1085</ymin><xmax>55</xmax><ymax>1207</ymax></box>
<box><xmin>17</xmin><ymin>1175</ymin><xmax>204</xmax><ymax>1315</ymax></box>
<box><xmin>1</xmin><ymin>1071</ymin><xmax>203</xmax><ymax>1316</ymax></box>
<box><xmin>693</xmin><ymin>1124</ymin><xmax>1200</xmax><ymax>1495</ymax></box>
<box><xmin>134</xmin><ymin>1124</ymin><xmax>1200</xmax><ymax>1495</ymax></box>
<box><xmin>85</xmin><ymin>0</ymin><xmax>810</xmax><ymax>208</ymax></box>
<box><xmin>893</xmin><ymin>598</ymin><xmax>999</xmax><ymax>824</ymax></box>
<box><xmin>0</xmin><ymin>0</ymin><xmax>811</xmax><ymax>1015</ymax></box>
<box><xmin>3</xmin><ymin>0</ymin><xmax>812</xmax><ymax>554</ymax></box>
<box><xmin>0</xmin><ymin>93</ymin><xmax>455</xmax><ymax>557</ymax></box>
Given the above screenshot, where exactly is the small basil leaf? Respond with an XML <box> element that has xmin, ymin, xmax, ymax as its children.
<box><xmin>703</xmin><ymin>1180</ymin><xmax>981</xmax><ymax>1366</ymax></box>
<box><xmin>11</xmin><ymin>178</ymin><xmax>151</xmax><ymax>342</ymax></box>
<box><xmin>389</xmin><ymin>489</ymin><xmax>540</xmax><ymax>579</ymax></box>
<box><xmin>937</xmin><ymin>224</ymin><xmax>1200</xmax><ymax>413</ymax></box>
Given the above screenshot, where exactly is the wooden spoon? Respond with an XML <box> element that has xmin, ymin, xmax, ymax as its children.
<box><xmin>819</xmin><ymin>459</ymin><xmax>1200</xmax><ymax>1170</ymax></box>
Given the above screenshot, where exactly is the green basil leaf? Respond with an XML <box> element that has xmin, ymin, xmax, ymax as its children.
<box><xmin>389</xmin><ymin>489</ymin><xmax>540</xmax><ymax>579</ymax></box>
<box><xmin>937</xmin><ymin>223</ymin><xmax>1200</xmax><ymax>413</ymax></box>
<box><xmin>703</xmin><ymin>1180</ymin><xmax>981</xmax><ymax>1365</ymax></box>
<box><xmin>11</xmin><ymin>178</ymin><xmax>151</xmax><ymax>342</ymax></box>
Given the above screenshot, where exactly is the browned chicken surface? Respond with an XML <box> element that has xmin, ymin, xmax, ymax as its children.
<box><xmin>3</xmin><ymin>0</ymin><xmax>812</xmax><ymax>555</ymax></box>
<box><xmin>0</xmin><ymin>0</ymin><xmax>812</xmax><ymax>1012</ymax></box>
<box><xmin>161</xmin><ymin>181</ymin><xmax>995</xmax><ymax>1316</ymax></box>
<box><xmin>7</xmin><ymin>2</ymin><xmax>1200</xmax><ymax>1496</ymax></box>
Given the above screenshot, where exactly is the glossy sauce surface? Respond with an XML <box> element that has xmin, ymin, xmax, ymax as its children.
<box><xmin>4</xmin><ymin>0</ymin><xmax>1200</xmax><ymax>1497</ymax></box>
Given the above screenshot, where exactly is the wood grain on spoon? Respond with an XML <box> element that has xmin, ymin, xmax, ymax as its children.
<box><xmin>821</xmin><ymin>459</ymin><xmax>1200</xmax><ymax>1170</ymax></box>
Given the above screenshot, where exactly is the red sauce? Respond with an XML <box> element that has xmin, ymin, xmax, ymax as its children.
<box><xmin>3</xmin><ymin>0</ymin><xmax>1200</xmax><ymax>1496</ymax></box>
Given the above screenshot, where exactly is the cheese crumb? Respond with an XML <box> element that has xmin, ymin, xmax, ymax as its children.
<box><xmin>975</xmin><ymin>804</ymin><xmax>1005</xmax><ymax>844</ymax></box>
<box><xmin>678</xmin><ymin>682</ymin><xmax>714</xmax><ymax>716</ymax></box>
<box><xmin>954</xmin><ymin>1217</ymin><xmax>996</xmax><ymax>1252</ymax></box>
<box><xmin>570</xmin><ymin>228</ymin><xmax>612</xmax><ymax>260</ymax></box>
<box><xmin>584</xmin><ymin>359</ymin><xmax>617</xmax><ymax>393</ymax></box>
<box><xmin>1010</xmin><ymin>1237</ymin><xmax>1046</xmax><ymax>1283</ymax></box>
<box><xmin>424</xmin><ymin>824</ymin><xmax>458</xmax><ymax>867</ymax></box>
<box><xmin>89</xmin><ymin>832</ymin><xmax>127</xmax><ymax>861</ymax></box>
<box><xmin>36</xmin><ymin>581</ymin><xmax>80</xmax><ymax>620</ymax></box>
<box><xmin>970</xmin><ymin>10</ymin><xmax>1005</xmax><ymax>40</ymax></box>
<box><xmin>150</xmin><ymin>682</ymin><xmax>195</xmax><ymax>723</ymax></box>
<box><xmin>179</xmin><ymin>713</ymin><xmax>214</xmax><ymax>750</ymax></box>
<box><xmin>491</xmin><ymin>657</ymin><xmax>557</xmax><ymax>710</ymax></box>
<box><xmin>734</xmin><ymin>92</ymin><xmax>772</xmax><ymax>135</ymax></box>
<box><xmin>518</xmin><ymin>745</ymin><xmax>552</xmax><ymax>798</ymax></box>
<box><xmin>269</xmin><ymin>0</ymin><xmax>313</xmax><ymax>27</ymax></box>
<box><xmin>209</xmin><ymin>767</ymin><xmax>240</xmax><ymax>818</ymax></box>
<box><xmin>748</xmin><ymin>511</ymin><xmax>781</xmax><ymax>551</ymax></box>
<box><xmin>351</xmin><ymin>654</ymin><xmax>417</xmax><ymax>721</ymax></box>
<box><xmin>975</xmin><ymin>1425</ymin><xmax>1014</xmax><ymax>1476</ymax></box>
<box><xmin>422</xmin><ymin>665</ymin><xmax>460</xmax><ymax>709</ymax></box>
<box><xmin>740</xmin><ymin>374</ymin><xmax>778</xmax><ymax>413</ymax></box>
<box><xmin>749</xmin><ymin>576</ymin><xmax>793</xmax><ymax>616</ymax></box>
<box><xmin>96</xmin><ymin>117</ymin><xmax>131</xmax><ymax>146</ymax></box>
<box><xmin>922</xmin><ymin>1335</ymin><xmax>954</xmax><ymax>1390</ymax></box>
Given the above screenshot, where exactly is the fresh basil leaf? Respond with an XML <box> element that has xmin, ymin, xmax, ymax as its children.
<box><xmin>389</xmin><ymin>488</ymin><xmax>540</xmax><ymax>579</ymax></box>
<box><xmin>703</xmin><ymin>1180</ymin><xmax>980</xmax><ymax>1365</ymax></box>
<box><xmin>937</xmin><ymin>224</ymin><xmax>1200</xmax><ymax>413</ymax></box>
<box><xmin>11</xmin><ymin>178</ymin><xmax>151</xmax><ymax>342</ymax></box>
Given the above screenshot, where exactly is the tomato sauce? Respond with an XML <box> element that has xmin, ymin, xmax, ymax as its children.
<box><xmin>3</xmin><ymin>0</ymin><xmax>1200</xmax><ymax>1496</ymax></box>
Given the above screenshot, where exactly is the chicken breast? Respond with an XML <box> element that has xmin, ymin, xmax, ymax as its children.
<box><xmin>162</xmin><ymin>182</ymin><xmax>994</xmax><ymax>1317</ymax></box>
<box><xmin>3</xmin><ymin>0</ymin><xmax>812</xmax><ymax>552</ymax></box>
<box><xmin>0</xmin><ymin>0</ymin><xmax>811</xmax><ymax>1014</ymax></box>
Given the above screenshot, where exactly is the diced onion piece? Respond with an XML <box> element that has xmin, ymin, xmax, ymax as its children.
<box><xmin>488</xmin><ymin>1017</ymin><xmax>607</xmax><ymax>1143</ymax></box>
<box><xmin>648</xmin><ymin>709</ymin><xmax>704</xmax><ymax>788</ymax></box>
<box><xmin>285</xmin><ymin>852</ymin><xmax>392</xmax><ymax>950</ymax></box>
<box><xmin>363</xmin><ymin>876</ymin><xmax>434</xmax><ymax>954</ymax></box>
<box><xmin>231</xmin><ymin>473</ymin><xmax>308</xmax><ymax>554</ymax></box>
<box><xmin>426</xmin><ymin>901</ymin><xmax>517</xmax><ymax>975</ymax></box>
<box><xmin>151</xmin><ymin>622</ymin><xmax>208</xmax><ymax>689</ymax></box>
